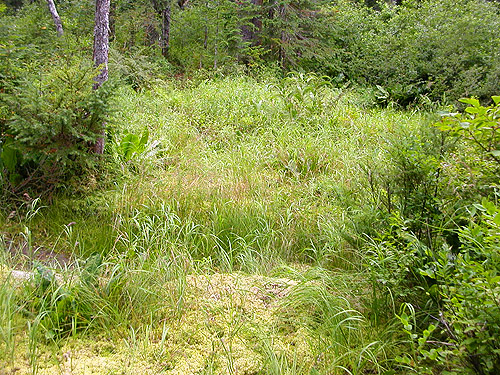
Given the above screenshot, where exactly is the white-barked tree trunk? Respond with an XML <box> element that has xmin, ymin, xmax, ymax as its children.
<box><xmin>92</xmin><ymin>0</ymin><xmax>110</xmax><ymax>154</ymax></box>
<box><xmin>46</xmin><ymin>0</ymin><xmax>63</xmax><ymax>36</ymax></box>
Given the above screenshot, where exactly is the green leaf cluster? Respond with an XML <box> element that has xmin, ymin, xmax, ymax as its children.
<box><xmin>437</xmin><ymin>97</ymin><xmax>500</xmax><ymax>167</ymax></box>
<box><xmin>119</xmin><ymin>129</ymin><xmax>149</xmax><ymax>161</ymax></box>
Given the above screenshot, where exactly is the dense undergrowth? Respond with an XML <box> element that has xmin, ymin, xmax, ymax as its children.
<box><xmin>1</xmin><ymin>74</ymin><xmax>498</xmax><ymax>374</ymax></box>
<box><xmin>1</xmin><ymin>0</ymin><xmax>499</xmax><ymax>373</ymax></box>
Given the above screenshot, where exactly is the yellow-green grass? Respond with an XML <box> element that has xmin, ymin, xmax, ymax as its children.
<box><xmin>0</xmin><ymin>74</ymin><xmax>434</xmax><ymax>374</ymax></box>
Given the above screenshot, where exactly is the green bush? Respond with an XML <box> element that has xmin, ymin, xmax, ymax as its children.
<box><xmin>401</xmin><ymin>198</ymin><xmax>500</xmax><ymax>375</ymax></box>
<box><xmin>109</xmin><ymin>47</ymin><xmax>176</xmax><ymax>90</ymax></box>
<box><xmin>372</xmin><ymin>97</ymin><xmax>500</xmax><ymax>373</ymax></box>
<box><xmin>0</xmin><ymin>0</ymin><xmax>115</xmax><ymax>196</ymax></box>
<box><xmin>436</xmin><ymin>96</ymin><xmax>500</xmax><ymax>186</ymax></box>
<box><xmin>365</xmin><ymin>217</ymin><xmax>431</xmax><ymax>316</ymax></box>
<box><xmin>362</xmin><ymin>121</ymin><xmax>453</xmax><ymax>245</ymax></box>
<box><xmin>329</xmin><ymin>0</ymin><xmax>500</xmax><ymax>104</ymax></box>
<box><xmin>0</xmin><ymin>59</ymin><xmax>113</xmax><ymax>193</ymax></box>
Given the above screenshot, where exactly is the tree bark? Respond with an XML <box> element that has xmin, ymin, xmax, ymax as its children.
<box><xmin>240</xmin><ymin>0</ymin><xmax>263</xmax><ymax>45</ymax></box>
<box><xmin>46</xmin><ymin>0</ymin><xmax>63</xmax><ymax>36</ymax></box>
<box><xmin>204</xmin><ymin>24</ymin><xmax>208</xmax><ymax>50</ymax></box>
<box><xmin>92</xmin><ymin>0</ymin><xmax>110</xmax><ymax>154</ymax></box>
<box><xmin>161</xmin><ymin>4</ymin><xmax>171</xmax><ymax>57</ymax></box>
<box><xmin>151</xmin><ymin>0</ymin><xmax>172</xmax><ymax>58</ymax></box>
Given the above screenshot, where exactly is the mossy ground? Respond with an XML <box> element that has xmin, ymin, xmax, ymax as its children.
<box><xmin>0</xmin><ymin>269</ymin><xmax>322</xmax><ymax>374</ymax></box>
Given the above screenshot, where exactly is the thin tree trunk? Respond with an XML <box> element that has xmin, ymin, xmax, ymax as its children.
<box><xmin>240</xmin><ymin>0</ymin><xmax>263</xmax><ymax>45</ymax></box>
<box><xmin>92</xmin><ymin>0</ymin><xmax>110</xmax><ymax>154</ymax></box>
<box><xmin>151</xmin><ymin>0</ymin><xmax>174</xmax><ymax>58</ymax></box>
<box><xmin>214</xmin><ymin>7</ymin><xmax>219</xmax><ymax>70</ymax></box>
<box><xmin>204</xmin><ymin>24</ymin><xmax>208</xmax><ymax>50</ymax></box>
<box><xmin>46</xmin><ymin>0</ymin><xmax>63</xmax><ymax>36</ymax></box>
<box><xmin>161</xmin><ymin>5</ymin><xmax>171</xmax><ymax>57</ymax></box>
<box><xmin>199</xmin><ymin>21</ymin><xmax>208</xmax><ymax>69</ymax></box>
<box><xmin>278</xmin><ymin>3</ymin><xmax>288</xmax><ymax>68</ymax></box>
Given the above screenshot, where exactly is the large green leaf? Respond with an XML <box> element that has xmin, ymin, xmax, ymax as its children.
<box><xmin>459</xmin><ymin>98</ymin><xmax>480</xmax><ymax>107</ymax></box>
<box><xmin>119</xmin><ymin>133</ymin><xmax>140</xmax><ymax>161</ymax></box>
<box><xmin>137</xmin><ymin>128</ymin><xmax>149</xmax><ymax>153</ymax></box>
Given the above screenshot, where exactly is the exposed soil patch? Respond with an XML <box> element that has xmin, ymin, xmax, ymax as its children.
<box><xmin>2</xmin><ymin>236</ymin><xmax>72</xmax><ymax>270</ymax></box>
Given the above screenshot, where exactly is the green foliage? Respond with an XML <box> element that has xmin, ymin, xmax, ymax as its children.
<box><xmin>363</xmin><ymin>120</ymin><xmax>451</xmax><ymax>245</ymax></box>
<box><xmin>395</xmin><ymin>303</ymin><xmax>446</xmax><ymax>374</ymax></box>
<box><xmin>260</xmin><ymin>0</ymin><xmax>330</xmax><ymax>69</ymax></box>
<box><xmin>0</xmin><ymin>1</ymin><xmax>115</xmax><ymax>196</ymax></box>
<box><xmin>273</xmin><ymin>72</ymin><xmax>331</xmax><ymax>118</ymax></box>
<box><xmin>0</xmin><ymin>58</ymin><xmax>114</xmax><ymax>191</ymax></box>
<box><xmin>437</xmin><ymin>96</ymin><xmax>500</xmax><ymax>175</ymax></box>
<box><xmin>169</xmin><ymin>0</ymin><xmax>252</xmax><ymax>70</ymax></box>
<box><xmin>429</xmin><ymin>99</ymin><xmax>500</xmax><ymax>373</ymax></box>
<box><xmin>24</xmin><ymin>262</ymin><xmax>93</xmax><ymax>340</ymax></box>
<box><xmin>119</xmin><ymin>129</ymin><xmax>149</xmax><ymax>161</ymax></box>
<box><xmin>278</xmin><ymin>267</ymin><xmax>386</xmax><ymax>374</ymax></box>
<box><xmin>0</xmin><ymin>138</ymin><xmax>22</xmax><ymax>186</ymax></box>
<box><xmin>109</xmin><ymin>47</ymin><xmax>176</xmax><ymax>90</ymax></box>
<box><xmin>416</xmin><ymin>199</ymin><xmax>500</xmax><ymax>374</ymax></box>
<box><xmin>329</xmin><ymin>0</ymin><xmax>500</xmax><ymax>104</ymax></box>
<box><xmin>112</xmin><ymin>0</ymin><xmax>155</xmax><ymax>50</ymax></box>
<box><xmin>361</xmin><ymin>97</ymin><xmax>500</xmax><ymax>373</ymax></box>
<box><xmin>365</xmin><ymin>217</ymin><xmax>430</xmax><ymax>321</ymax></box>
<box><xmin>3</xmin><ymin>18</ymin><xmax>500</xmax><ymax>368</ymax></box>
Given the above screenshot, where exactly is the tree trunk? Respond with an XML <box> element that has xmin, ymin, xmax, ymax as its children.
<box><xmin>151</xmin><ymin>0</ymin><xmax>172</xmax><ymax>58</ymax></box>
<box><xmin>204</xmin><ymin>24</ymin><xmax>208</xmax><ymax>50</ymax></box>
<box><xmin>214</xmin><ymin>9</ymin><xmax>219</xmax><ymax>70</ymax></box>
<box><xmin>46</xmin><ymin>0</ymin><xmax>63</xmax><ymax>36</ymax></box>
<box><xmin>161</xmin><ymin>5</ymin><xmax>171</xmax><ymax>57</ymax></box>
<box><xmin>240</xmin><ymin>0</ymin><xmax>263</xmax><ymax>45</ymax></box>
<box><xmin>278</xmin><ymin>3</ymin><xmax>288</xmax><ymax>68</ymax></box>
<box><xmin>92</xmin><ymin>0</ymin><xmax>110</xmax><ymax>154</ymax></box>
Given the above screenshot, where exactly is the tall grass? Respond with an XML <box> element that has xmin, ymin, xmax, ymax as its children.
<box><xmin>0</xmin><ymin>73</ymin><xmax>438</xmax><ymax>373</ymax></box>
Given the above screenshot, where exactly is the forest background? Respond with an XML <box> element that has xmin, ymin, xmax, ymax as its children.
<box><xmin>0</xmin><ymin>0</ymin><xmax>500</xmax><ymax>374</ymax></box>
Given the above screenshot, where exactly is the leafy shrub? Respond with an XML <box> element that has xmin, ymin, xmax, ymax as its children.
<box><xmin>0</xmin><ymin>1</ymin><xmax>114</xmax><ymax>196</ymax></box>
<box><xmin>364</xmin><ymin>121</ymin><xmax>452</xmax><ymax>245</ymax></box>
<box><xmin>118</xmin><ymin>129</ymin><xmax>149</xmax><ymax>161</ymax></box>
<box><xmin>410</xmin><ymin>98</ymin><xmax>500</xmax><ymax>373</ymax></box>
<box><xmin>109</xmin><ymin>47</ymin><xmax>176</xmax><ymax>90</ymax></box>
<box><xmin>401</xmin><ymin>199</ymin><xmax>500</xmax><ymax>375</ymax></box>
<box><xmin>0</xmin><ymin>138</ymin><xmax>21</xmax><ymax>186</ymax></box>
<box><xmin>365</xmin><ymin>216</ymin><xmax>431</xmax><ymax>316</ymax></box>
<box><xmin>330</xmin><ymin>0</ymin><xmax>500</xmax><ymax>104</ymax></box>
<box><xmin>370</xmin><ymin>97</ymin><xmax>500</xmax><ymax>373</ymax></box>
<box><xmin>169</xmin><ymin>0</ymin><xmax>249</xmax><ymax>70</ymax></box>
<box><xmin>0</xmin><ymin>59</ymin><xmax>114</xmax><ymax>193</ymax></box>
<box><xmin>436</xmin><ymin>96</ymin><xmax>500</xmax><ymax>187</ymax></box>
<box><xmin>272</xmin><ymin>72</ymin><xmax>331</xmax><ymax>118</ymax></box>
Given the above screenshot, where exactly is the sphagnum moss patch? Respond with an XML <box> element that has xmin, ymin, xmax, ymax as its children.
<box><xmin>0</xmin><ymin>270</ymin><xmax>316</xmax><ymax>374</ymax></box>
